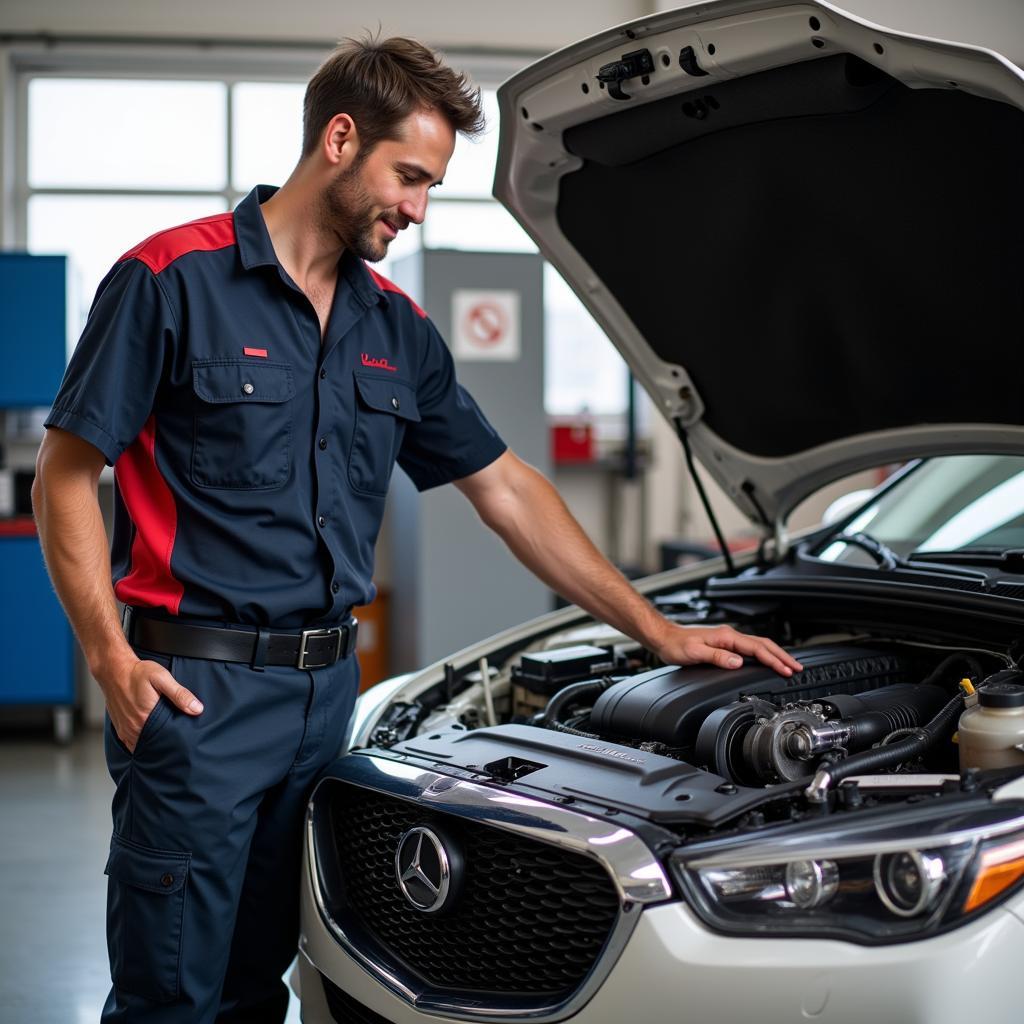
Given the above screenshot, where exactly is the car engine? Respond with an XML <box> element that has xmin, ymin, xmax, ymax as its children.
<box><xmin>366</xmin><ymin>632</ymin><xmax>1016</xmax><ymax>830</ymax></box>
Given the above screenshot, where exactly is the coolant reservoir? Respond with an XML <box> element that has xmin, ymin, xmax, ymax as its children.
<box><xmin>958</xmin><ymin>673</ymin><xmax>1024</xmax><ymax>772</ymax></box>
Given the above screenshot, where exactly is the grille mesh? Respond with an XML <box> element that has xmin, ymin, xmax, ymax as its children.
<box><xmin>324</xmin><ymin>783</ymin><xmax>620</xmax><ymax>997</ymax></box>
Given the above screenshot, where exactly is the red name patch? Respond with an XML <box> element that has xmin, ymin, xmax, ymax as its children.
<box><xmin>244</xmin><ymin>347</ymin><xmax>268</xmax><ymax>358</ymax></box>
<box><xmin>361</xmin><ymin>353</ymin><xmax>398</xmax><ymax>372</ymax></box>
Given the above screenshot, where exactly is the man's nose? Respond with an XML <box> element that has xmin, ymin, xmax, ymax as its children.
<box><xmin>399</xmin><ymin>191</ymin><xmax>428</xmax><ymax>226</ymax></box>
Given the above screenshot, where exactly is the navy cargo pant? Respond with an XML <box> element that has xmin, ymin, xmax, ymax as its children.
<box><xmin>100</xmin><ymin>645</ymin><xmax>359</xmax><ymax>1023</ymax></box>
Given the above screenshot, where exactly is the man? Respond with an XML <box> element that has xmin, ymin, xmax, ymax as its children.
<box><xmin>32</xmin><ymin>35</ymin><xmax>801</xmax><ymax>1024</ymax></box>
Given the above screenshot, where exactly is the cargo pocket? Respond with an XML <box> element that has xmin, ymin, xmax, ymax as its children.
<box><xmin>105</xmin><ymin>834</ymin><xmax>191</xmax><ymax>1003</ymax></box>
<box><xmin>348</xmin><ymin>373</ymin><xmax>421</xmax><ymax>496</ymax></box>
<box><xmin>191</xmin><ymin>359</ymin><xmax>295</xmax><ymax>489</ymax></box>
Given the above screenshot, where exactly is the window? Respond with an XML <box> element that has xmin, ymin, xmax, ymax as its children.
<box><xmin>21</xmin><ymin>60</ymin><xmax>629</xmax><ymax>412</ymax></box>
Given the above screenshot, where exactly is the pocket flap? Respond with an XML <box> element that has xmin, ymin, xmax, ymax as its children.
<box><xmin>193</xmin><ymin>360</ymin><xmax>295</xmax><ymax>404</ymax></box>
<box><xmin>354</xmin><ymin>373</ymin><xmax>421</xmax><ymax>422</ymax></box>
<box><xmin>104</xmin><ymin>834</ymin><xmax>190</xmax><ymax>894</ymax></box>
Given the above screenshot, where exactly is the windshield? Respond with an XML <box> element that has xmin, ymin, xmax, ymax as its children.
<box><xmin>816</xmin><ymin>455</ymin><xmax>1024</xmax><ymax>566</ymax></box>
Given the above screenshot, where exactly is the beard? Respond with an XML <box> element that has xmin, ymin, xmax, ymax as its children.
<box><xmin>319</xmin><ymin>162</ymin><xmax>400</xmax><ymax>263</ymax></box>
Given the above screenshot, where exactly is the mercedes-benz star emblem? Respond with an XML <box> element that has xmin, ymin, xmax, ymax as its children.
<box><xmin>394</xmin><ymin>826</ymin><xmax>451</xmax><ymax>913</ymax></box>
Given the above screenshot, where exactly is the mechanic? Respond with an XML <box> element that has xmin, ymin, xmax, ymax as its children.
<box><xmin>31</xmin><ymin>35</ymin><xmax>802</xmax><ymax>1024</ymax></box>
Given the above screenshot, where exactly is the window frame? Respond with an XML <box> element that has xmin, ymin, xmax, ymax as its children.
<box><xmin>6</xmin><ymin>40</ymin><xmax>531</xmax><ymax>248</ymax></box>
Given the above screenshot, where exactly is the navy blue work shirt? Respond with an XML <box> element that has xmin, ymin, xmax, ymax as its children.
<box><xmin>45</xmin><ymin>184</ymin><xmax>507</xmax><ymax>627</ymax></box>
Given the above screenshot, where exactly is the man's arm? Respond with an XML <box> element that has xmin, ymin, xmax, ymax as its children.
<box><xmin>454</xmin><ymin>450</ymin><xmax>802</xmax><ymax>676</ymax></box>
<box><xmin>32</xmin><ymin>428</ymin><xmax>203</xmax><ymax>751</ymax></box>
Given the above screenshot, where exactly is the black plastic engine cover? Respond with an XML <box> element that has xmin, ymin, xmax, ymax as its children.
<box><xmin>389</xmin><ymin>723</ymin><xmax>776</xmax><ymax>826</ymax></box>
<box><xmin>590</xmin><ymin>645</ymin><xmax>918</xmax><ymax>749</ymax></box>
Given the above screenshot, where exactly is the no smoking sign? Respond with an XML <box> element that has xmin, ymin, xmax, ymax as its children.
<box><xmin>452</xmin><ymin>289</ymin><xmax>521</xmax><ymax>362</ymax></box>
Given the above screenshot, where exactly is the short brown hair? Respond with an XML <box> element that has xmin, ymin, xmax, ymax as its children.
<box><xmin>302</xmin><ymin>35</ymin><xmax>485</xmax><ymax>159</ymax></box>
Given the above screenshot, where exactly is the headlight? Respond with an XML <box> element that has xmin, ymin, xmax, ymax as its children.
<box><xmin>671</xmin><ymin>809</ymin><xmax>1024</xmax><ymax>944</ymax></box>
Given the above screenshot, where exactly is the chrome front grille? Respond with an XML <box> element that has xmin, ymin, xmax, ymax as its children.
<box><xmin>306</xmin><ymin>755</ymin><xmax>672</xmax><ymax>1020</ymax></box>
<box><xmin>327</xmin><ymin>784</ymin><xmax>620</xmax><ymax>997</ymax></box>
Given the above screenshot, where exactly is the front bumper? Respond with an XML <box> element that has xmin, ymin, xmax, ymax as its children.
<box><xmin>298</xmin><ymin>753</ymin><xmax>1024</xmax><ymax>1024</ymax></box>
<box><xmin>299</xmin><ymin>886</ymin><xmax>1024</xmax><ymax>1024</ymax></box>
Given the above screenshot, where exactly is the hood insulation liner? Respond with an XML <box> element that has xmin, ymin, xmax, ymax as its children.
<box><xmin>558</xmin><ymin>55</ymin><xmax>1024</xmax><ymax>458</ymax></box>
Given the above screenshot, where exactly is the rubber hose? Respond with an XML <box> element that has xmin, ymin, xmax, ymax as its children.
<box><xmin>807</xmin><ymin>693</ymin><xmax>963</xmax><ymax>799</ymax></box>
<box><xmin>543</xmin><ymin>676</ymin><xmax>617</xmax><ymax>728</ymax></box>
<box><xmin>921</xmin><ymin>653</ymin><xmax>982</xmax><ymax>689</ymax></box>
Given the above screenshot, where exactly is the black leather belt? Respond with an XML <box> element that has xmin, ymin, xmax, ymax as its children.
<box><xmin>123</xmin><ymin>607</ymin><xmax>358</xmax><ymax>670</ymax></box>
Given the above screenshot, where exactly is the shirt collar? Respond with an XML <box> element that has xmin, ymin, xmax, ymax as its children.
<box><xmin>234</xmin><ymin>184</ymin><xmax>388</xmax><ymax>311</ymax></box>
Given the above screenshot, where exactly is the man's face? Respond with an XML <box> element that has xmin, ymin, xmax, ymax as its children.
<box><xmin>321</xmin><ymin>107</ymin><xmax>456</xmax><ymax>262</ymax></box>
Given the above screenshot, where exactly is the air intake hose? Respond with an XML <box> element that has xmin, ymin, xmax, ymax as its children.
<box><xmin>805</xmin><ymin>692</ymin><xmax>964</xmax><ymax>803</ymax></box>
<box><xmin>543</xmin><ymin>676</ymin><xmax>619</xmax><ymax>735</ymax></box>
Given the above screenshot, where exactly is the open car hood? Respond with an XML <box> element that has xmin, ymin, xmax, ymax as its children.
<box><xmin>493</xmin><ymin>0</ymin><xmax>1024</xmax><ymax>534</ymax></box>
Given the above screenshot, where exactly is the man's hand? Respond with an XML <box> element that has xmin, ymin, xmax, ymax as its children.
<box><xmin>100</xmin><ymin>657</ymin><xmax>204</xmax><ymax>753</ymax></box>
<box><xmin>456</xmin><ymin>453</ymin><xmax>806</xmax><ymax>680</ymax></box>
<box><xmin>653</xmin><ymin>623</ymin><xmax>803</xmax><ymax>677</ymax></box>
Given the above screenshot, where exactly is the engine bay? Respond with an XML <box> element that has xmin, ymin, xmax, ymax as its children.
<box><xmin>364</xmin><ymin>604</ymin><xmax>1024</xmax><ymax>835</ymax></box>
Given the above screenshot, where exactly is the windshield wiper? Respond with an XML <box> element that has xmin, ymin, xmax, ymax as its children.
<box><xmin>830</xmin><ymin>533</ymin><xmax>990</xmax><ymax>579</ymax></box>
<box><xmin>908</xmin><ymin>548</ymin><xmax>1024</xmax><ymax>572</ymax></box>
<box><xmin>836</xmin><ymin>532</ymin><xmax>908</xmax><ymax>571</ymax></box>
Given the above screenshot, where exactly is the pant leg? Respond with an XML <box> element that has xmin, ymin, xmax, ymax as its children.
<box><xmin>215</xmin><ymin>656</ymin><xmax>360</xmax><ymax>1024</ymax></box>
<box><xmin>100</xmin><ymin>654</ymin><xmax>320</xmax><ymax>1024</ymax></box>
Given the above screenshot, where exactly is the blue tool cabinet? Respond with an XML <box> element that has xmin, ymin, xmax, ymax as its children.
<box><xmin>0</xmin><ymin>528</ymin><xmax>74</xmax><ymax>705</ymax></box>
<box><xmin>0</xmin><ymin>253</ymin><xmax>75</xmax><ymax>739</ymax></box>
<box><xmin>0</xmin><ymin>252</ymin><xmax>67</xmax><ymax>407</ymax></box>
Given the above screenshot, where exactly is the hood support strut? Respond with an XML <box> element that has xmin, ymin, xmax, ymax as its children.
<box><xmin>675</xmin><ymin>418</ymin><xmax>736</xmax><ymax>575</ymax></box>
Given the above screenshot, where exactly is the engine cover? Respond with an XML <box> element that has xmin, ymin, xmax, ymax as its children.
<box><xmin>387</xmin><ymin>724</ymin><xmax>772</xmax><ymax>826</ymax></box>
<box><xmin>589</xmin><ymin>645</ymin><xmax>919</xmax><ymax>749</ymax></box>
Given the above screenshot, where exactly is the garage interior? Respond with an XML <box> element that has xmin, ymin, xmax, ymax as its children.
<box><xmin>0</xmin><ymin>1</ymin><xmax>986</xmax><ymax>1020</ymax></box>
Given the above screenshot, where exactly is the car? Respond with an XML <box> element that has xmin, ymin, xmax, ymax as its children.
<box><xmin>293</xmin><ymin>2</ymin><xmax>1024</xmax><ymax>1022</ymax></box>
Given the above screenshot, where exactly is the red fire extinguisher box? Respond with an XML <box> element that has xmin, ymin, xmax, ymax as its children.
<box><xmin>551</xmin><ymin>421</ymin><xmax>595</xmax><ymax>463</ymax></box>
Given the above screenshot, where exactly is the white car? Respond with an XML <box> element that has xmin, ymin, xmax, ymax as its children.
<box><xmin>295</xmin><ymin>2</ymin><xmax>1024</xmax><ymax>1021</ymax></box>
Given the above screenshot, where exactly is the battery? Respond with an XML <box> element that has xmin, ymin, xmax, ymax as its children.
<box><xmin>512</xmin><ymin>645</ymin><xmax>617</xmax><ymax>696</ymax></box>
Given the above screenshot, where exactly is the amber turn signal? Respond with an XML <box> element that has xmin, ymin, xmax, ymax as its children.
<box><xmin>964</xmin><ymin>836</ymin><xmax>1024</xmax><ymax>914</ymax></box>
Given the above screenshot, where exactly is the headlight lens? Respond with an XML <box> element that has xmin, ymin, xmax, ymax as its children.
<box><xmin>873</xmin><ymin>850</ymin><xmax>945</xmax><ymax>918</ymax></box>
<box><xmin>785</xmin><ymin>858</ymin><xmax>839</xmax><ymax>909</ymax></box>
<box><xmin>672</xmin><ymin>820</ymin><xmax>1024</xmax><ymax>943</ymax></box>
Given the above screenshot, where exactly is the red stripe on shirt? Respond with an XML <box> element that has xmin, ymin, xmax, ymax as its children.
<box><xmin>244</xmin><ymin>347</ymin><xmax>268</xmax><ymax>358</ymax></box>
<box><xmin>113</xmin><ymin>416</ymin><xmax>184</xmax><ymax>615</ymax></box>
<box><xmin>119</xmin><ymin>212</ymin><xmax>236</xmax><ymax>275</ymax></box>
<box><xmin>365</xmin><ymin>265</ymin><xmax>427</xmax><ymax>319</ymax></box>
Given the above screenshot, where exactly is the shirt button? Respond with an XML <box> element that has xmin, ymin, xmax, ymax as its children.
<box><xmin>242</xmin><ymin>383</ymin><xmax>254</xmax><ymax>395</ymax></box>
<box><xmin>318</xmin><ymin>437</ymin><xmax>328</xmax><ymax>451</ymax></box>
<box><xmin>319</xmin><ymin>368</ymin><xmax>327</xmax><ymax>380</ymax></box>
<box><xmin>318</xmin><ymin>515</ymin><xmax>327</xmax><ymax>527</ymax></box>
<box><xmin>391</xmin><ymin>396</ymin><xmax>400</xmax><ymax>410</ymax></box>
<box><xmin>160</xmin><ymin>873</ymin><xmax>175</xmax><ymax>888</ymax></box>
<box><xmin>331</xmin><ymin>581</ymin><xmax>340</xmax><ymax>594</ymax></box>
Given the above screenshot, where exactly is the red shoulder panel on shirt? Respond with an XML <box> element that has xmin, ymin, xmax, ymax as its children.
<box><xmin>365</xmin><ymin>265</ymin><xmax>427</xmax><ymax>319</ymax></box>
<box><xmin>119</xmin><ymin>212</ymin><xmax>236</xmax><ymax>275</ymax></box>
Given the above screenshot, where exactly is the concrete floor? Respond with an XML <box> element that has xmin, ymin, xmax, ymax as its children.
<box><xmin>0</xmin><ymin>729</ymin><xmax>302</xmax><ymax>1023</ymax></box>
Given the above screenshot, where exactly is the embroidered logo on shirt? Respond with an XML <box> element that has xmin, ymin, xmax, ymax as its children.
<box><xmin>361</xmin><ymin>353</ymin><xmax>398</xmax><ymax>372</ymax></box>
<box><xmin>244</xmin><ymin>347</ymin><xmax>268</xmax><ymax>358</ymax></box>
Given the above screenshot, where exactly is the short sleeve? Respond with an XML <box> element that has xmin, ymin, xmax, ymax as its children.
<box><xmin>44</xmin><ymin>258</ymin><xmax>175</xmax><ymax>465</ymax></box>
<box><xmin>398</xmin><ymin>318</ymin><xmax>507</xmax><ymax>491</ymax></box>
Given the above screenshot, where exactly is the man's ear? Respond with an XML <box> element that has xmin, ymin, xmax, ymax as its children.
<box><xmin>321</xmin><ymin>113</ymin><xmax>360</xmax><ymax>169</ymax></box>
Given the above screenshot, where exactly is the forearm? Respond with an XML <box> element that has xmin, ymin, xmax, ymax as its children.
<box><xmin>459</xmin><ymin>452</ymin><xmax>801</xmax><ymax>676</ymax></box>
<box><xmin>475</xmin><ymin>463</ymin><xmax>669</xmax><ymax>649</ymax></box>
<box><xmin>33</xmin><ymin>458</ymin><xmax>134</xmax><ymax>686</ymax></box>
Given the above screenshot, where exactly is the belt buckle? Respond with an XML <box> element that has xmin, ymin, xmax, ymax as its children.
<box><xmin>297</xmin><ymin>627</ymin><xmax>343</xmax><ymax>670</ymax></box>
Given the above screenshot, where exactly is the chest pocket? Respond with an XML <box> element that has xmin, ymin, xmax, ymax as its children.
<box><xmin>348</xmin><ymin>372</ymin><xmax>421</xmax><ymax>496</ymax></box>
<box><xmin>191</xmin><ymin>360</ymin><xmax>295</xmax><ymax>490</ymax></box>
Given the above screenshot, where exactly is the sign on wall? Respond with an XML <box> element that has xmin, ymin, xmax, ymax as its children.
<box><xmin>451</xmin><ymin>289</ymin><xmax>521</xmax><ymax>361</ymax></box>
